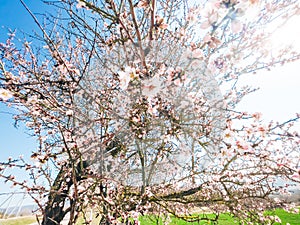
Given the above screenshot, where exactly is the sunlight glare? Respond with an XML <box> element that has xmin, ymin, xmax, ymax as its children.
<box><xmin>270</xmin><ymin>15</ymin><xmax>300</xmax><ymax>52</ymax></box>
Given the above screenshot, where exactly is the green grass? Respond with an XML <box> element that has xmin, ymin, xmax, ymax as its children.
<box><xmin>0</xmin><ymin>216</ymin><xmax>36</xmax><ymax>225</ymax></box>
<box><xmin>139</xmin><ymin>208</ymin><xmax>300</xmax><ymax>225</ymax></box>
<box><xmin>0</xmin><ymin>208</ymin><xmax>299</xmax><ymax>225</ymax></box>
<box><xmin>139</xmin><ymin>213</ymin><xmax>237</xmax><ymax>225</ymax></box>
<box><xmin>264</xmin><ymin>208</ymin><xmax>300</xmax><ymax>225</ymax></box>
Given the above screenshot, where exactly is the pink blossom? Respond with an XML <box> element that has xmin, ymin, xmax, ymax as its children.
<box><xmin>76</xmin><ymin>0</ymin><xmax>87</xmax><ymax>9</ymax></box>
<box><xmin>142</xmin><ymin>75</ymin><xmax>163</xmax><ymax>98</ymax></box>
<box><xmin>258</xmin><ymin>125</ymin><xmax>267</xmax><ymax>136</ymax></box>
<box><xmin>191</xmin><ymin>49</ymin><xmax>204</xmax><ymax>59</ymax></box>
<box><xmin>137</xmin><ymin>0</ymin><xmax>149</xmax><ymax>8</ymax></box>
<box><xmin>173</xmin><ymin>79</ymin><xmax>181</xmax><ymax>86</ymax></box>
<box><xmin>187</xmin><ymin>11</ymin><xmax>196</xmax><ymax>22</ymax></box>
<box><xmin>0</xmin><ymin>88</ymin><xmax>13</xmax><ymax>101</ymax></box>
<box><xmin>249</xmin><ymin>0</ymin><xmax>259</xmax><ymax>4</ymax></box>
<box><xmin>117</xmin><ymin>66</ymin><xmax>135</xmax><ymax>90</ymax></box>
<box><xmin>231</xmin><ymin>20</ymin><xmax>243</xmax><ymax>33</ymax></box>
<box><xmin>187</xmin><ymin>6</ymin><xmax>201</xmax><ymax>23</ymax></box>
<box><xmin>291</xmin><ymin>173</ymin><xmax>300</xmax><ymax>179</ymax></box>
<box><xmin>66</xmin><ymin>110</ymin><xmax>74</xmax><ymax>116</ymax></box>
<box><xmin>203</xmin><ymin>34</ymin><xmax>221</xmax><ymax>48</ymax></box>
<box><xmin>274</xmin><ymin>215</ymin><xmax>281</xmax><ymax>223</ymax></box>
<box><xmin>236</xmin><ymin>140</ymin><xmax>249</xmax><ymax>151</ymax></box>
<box><xmin>252</xmin><ymin>112</ymin><xmax>262</xmax><ymax>121</ymax></box>
<box><xmin>201</xmin><ymin>8</ymin><xmax>219</xmax><ymax>29</ymax></box>
<box><xmin>155</xmin><ymin>15</ymin><xmax>168</xmax><ymax>29</ymax></box>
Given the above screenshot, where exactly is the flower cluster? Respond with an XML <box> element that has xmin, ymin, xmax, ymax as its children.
<box><xmin>0</xmin><ymin>0</ymin><xmax>299</xmax><ymax>224</ymax></box>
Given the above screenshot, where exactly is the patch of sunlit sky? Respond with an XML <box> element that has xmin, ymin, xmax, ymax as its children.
<box><xmin>237</xmin><ymin>14</ymin><xmax>300</xmax><ymax>122</ymax></box>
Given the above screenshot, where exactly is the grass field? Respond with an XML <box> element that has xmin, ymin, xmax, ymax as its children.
<box><xmin>0</xmin><ymin>216</ymin><xmax>36</xmax><ymax>225</ymax></box>
<box><xmin>138</xmin><ymin>209</ymin><xmax>300</xmax><ymax>225</ymax></box>
<box><xmin>0</xmin><ymin>208</ymin><xmax>299</xmax><ymax>225</ymax></box>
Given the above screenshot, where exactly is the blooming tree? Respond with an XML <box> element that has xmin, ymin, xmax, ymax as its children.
<box><xmin>0</xmin><ymin>0</ymin><xmax>300</xmax><ymax>224</ymax></box>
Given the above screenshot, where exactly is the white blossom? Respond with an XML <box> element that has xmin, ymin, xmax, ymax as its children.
<box><xmin>0</xmin><ymin>88</ymin><xmax>13</xmax><ymax>101</ymax></box>
<box><xmin>142</xmin><ymin>75</ymin><xmax>163</xmax><ymax>98</ymax></box>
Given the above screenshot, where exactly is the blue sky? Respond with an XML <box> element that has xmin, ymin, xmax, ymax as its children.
<box><xmin>0</xmin><ymin>0</ymin><xmax>47</xmax><ymax>160</ymax></box>
<box><xmin>0</xmin><ymin>0</ymin><xmax>56</xmax><ymax>151</ymax></box>
<box><xmin>0</xmin><ymin>0</ymin><xmax>45</xmax><ymax>41</ymax></box>
<box><xmin>0</xmin><ymin>0</ymin><xmax>47</xmax><ymax>207</ymax></box>
<box><xmin>0</xmin><ymin>0</ymin><xmax>299</xmax><ymax>207</ymax></box>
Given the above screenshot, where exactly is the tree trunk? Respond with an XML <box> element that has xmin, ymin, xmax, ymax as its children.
<box><xmin>42</xmin><ymin>165</ymin><xmax>72</xmax><ymax>225</ymax></box>
<box><xmin>42</xmin><ymin>161</ymin><xmax>88</xmax><ymax>225</ymax></box>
